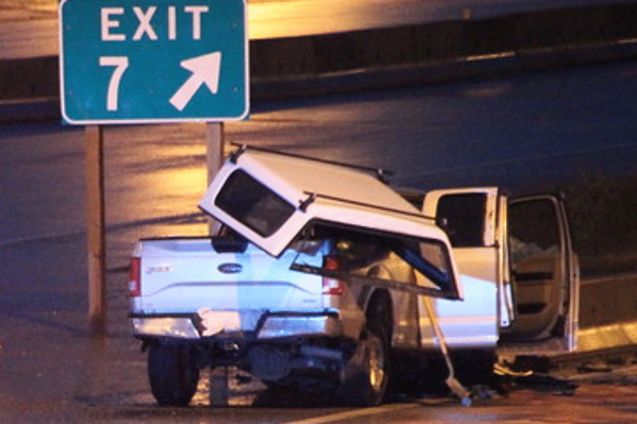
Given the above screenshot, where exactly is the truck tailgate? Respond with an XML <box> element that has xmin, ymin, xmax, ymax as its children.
<box><xmin>132</xmin><ymin>238</ymin><xmax>325</xmax><ymax>329</ymax></box>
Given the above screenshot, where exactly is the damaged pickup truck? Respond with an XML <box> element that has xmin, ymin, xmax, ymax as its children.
<box><xmin>129</xmin><ymin>146</ymin><xmax>579</xmax><ymax>406</ymax></box>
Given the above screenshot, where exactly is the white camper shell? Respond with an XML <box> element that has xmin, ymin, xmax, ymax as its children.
<box><xmin>199</xmin><ymin>146</ymin><xmax>463</xmax><ymax>301</ymax></box>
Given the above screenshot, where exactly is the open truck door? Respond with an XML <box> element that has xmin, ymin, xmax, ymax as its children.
<box><xmin>505</xmin><ymin>194</ymin><xmax>579</xmax><ymax>352</ymax></box>
<box><xmin>420</xmin><ymin>188</ymin><xmax>510</xmax><ymax>349</ymax></box>
<box><xmin>421</xmin><ymin>189</ymin><xmax>578</xmax><ymax>353</ymax></box>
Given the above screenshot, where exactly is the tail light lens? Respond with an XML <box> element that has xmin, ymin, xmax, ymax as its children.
<box><xmin>128</xmin><ymin>257</ymin><xmax>141</xmax><ymax>297</ymax></box>
<box><xmin>322</xmin><ymin>255</ymin><xmax>345</xmax><ymax>296</ymax></box>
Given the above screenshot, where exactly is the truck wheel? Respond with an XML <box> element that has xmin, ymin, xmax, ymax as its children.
<box><xmin>148</xmin><ymin>343</ymin><xmax>199</xmax><ymax>406</ymax></box>
<box><xmin>339</xmin><ymin>318</ymin><xmax>390</xmax><ymax>406</ymax></box>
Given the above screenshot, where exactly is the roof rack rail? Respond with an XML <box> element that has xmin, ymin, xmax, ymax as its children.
<box><xmin>301</xmin><ymin>191</ymin><xmax>436</xmax><ymax>221</ymax></box>
<box><xmin>229</xmin><ymin>142</ymin><xmax>394</xmax><ymax>183</ymax></box>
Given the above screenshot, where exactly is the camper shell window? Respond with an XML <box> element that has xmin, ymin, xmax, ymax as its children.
<box><xmin>215</xmin><ymin>170</ymin><xmax>295</xmax><ymax>237</ymax></box>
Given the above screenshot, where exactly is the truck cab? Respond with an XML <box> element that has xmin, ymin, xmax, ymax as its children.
<box><xmin>418</xmin><ymin>188</ymin><xmax>579</xmax><ymax>357</ymax></box>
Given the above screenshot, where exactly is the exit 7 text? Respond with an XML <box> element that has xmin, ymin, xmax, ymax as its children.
<box><xmin>101</xmin><ymin>6</ymin><xmax>210</xmax><ymax>42</ymax></box>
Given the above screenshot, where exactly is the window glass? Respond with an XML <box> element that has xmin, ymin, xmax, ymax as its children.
<box><xmin>215</xmin><ymin>170</ymin><xmax>295</xmax><ymax>237</ymax></box>
<box><xmin>436</xmin><ymin>193</ymin><xmax>487</xmax><ymax>247</ymax></box>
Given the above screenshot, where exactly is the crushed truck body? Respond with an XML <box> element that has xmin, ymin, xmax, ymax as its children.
<box><xmin>129</xmin><ymin>145</ymin><xmax>579</xmax><ymax>406</ymax></box>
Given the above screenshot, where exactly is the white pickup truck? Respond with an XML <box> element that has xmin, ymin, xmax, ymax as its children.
<box><xmin>129</xmin><ymin>146</ymin><xmax>579</xmax><ymax>406</ymax></box>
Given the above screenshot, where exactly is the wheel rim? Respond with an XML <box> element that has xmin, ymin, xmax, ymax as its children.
<box><xmin>366</xmin><ymin>333</ymin><xmax>385</xmax><ymax>392</ymax></box>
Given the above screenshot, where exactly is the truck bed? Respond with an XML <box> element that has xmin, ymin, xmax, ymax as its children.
<box><xmin>130</xmin><ymin>237</ymin><xmax>327</xmax><ymax>332</ymax></box>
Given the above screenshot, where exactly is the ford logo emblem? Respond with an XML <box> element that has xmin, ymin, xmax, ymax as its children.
<box><xmin>218</xmin><ymin>263</ymin><xmax>243</xmax><ymax>274</ymax></box>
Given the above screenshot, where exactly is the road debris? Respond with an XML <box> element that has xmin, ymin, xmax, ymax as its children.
<box><xmin>422</xmin><ymin>298</ymin><xmax>472</xmax><ymax>406</ymax></box>
<box><xmin>493</xmin><ymin>362</ymin><xmax>578</xmax><ymax>396</ymax></box>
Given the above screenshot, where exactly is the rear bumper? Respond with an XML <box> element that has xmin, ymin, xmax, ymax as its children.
<box><xmin>132</xmin><ymin>317</ymin><xmax>201</xmax><ymax>339</ymax></box>
<box><xmin>131</xmin><ymin>311</ymin><xmax>345</xmax><ymax>340</ymax></box>
<box><xmin>257</xmin><ymin>314</ymin><xmax>343</xmax><ymax>339</ymax></box>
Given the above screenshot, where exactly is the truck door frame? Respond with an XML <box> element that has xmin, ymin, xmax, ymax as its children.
<box><xmin>507</xmin><ymin>194</ymin><xmax>579</xmax><ymax>351</ymax></box>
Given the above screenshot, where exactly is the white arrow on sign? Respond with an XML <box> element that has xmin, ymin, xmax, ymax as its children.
<box><xmin>170</xmin><ymin>52</ymin><xmax>222</xmax><ymax>111</ymax></box>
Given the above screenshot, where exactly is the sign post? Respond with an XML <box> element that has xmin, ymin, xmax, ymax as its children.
<box><xmin>85</xmin><ymin>125</ymin><xmax>106</xmax><ymax>334</ymax></box>
<box><xmin>59</xmin><ymin>0</ymin><xmax>249</xmax><ymax>333</ymax></box>
<box><xmin>206</xmin><ymin>123</ymin><xmax>224</xmax><ymax>235</ymax></box>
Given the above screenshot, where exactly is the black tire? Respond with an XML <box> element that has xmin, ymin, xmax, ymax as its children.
<box><xmin>339</xmin><ymin>312</ymin><xmax>391</xmax><ymax>406</ymax></box>
<box><xmin>148</xmin><ymin>343</ymin><xmax>200</xmax><ymax>406</ymax></box>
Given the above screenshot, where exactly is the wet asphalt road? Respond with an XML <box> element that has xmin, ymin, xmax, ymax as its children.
<box><xmin>3</xmin><ymin>60</ymin><xmax>637</xmax><ymax>248</ymax></box>
<box><xmin>1</xmin><ymin>61</ymin><xmax>637</xmax><ymax>421</ymax></box>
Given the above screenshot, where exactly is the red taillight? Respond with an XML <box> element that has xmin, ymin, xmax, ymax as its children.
<box><xmin>322</xmin><ymin>255</ymin><xmax>345</xmax><ymax>296</ymax></box>
<box><xmin>129</xmin><ymin>257</ymin><xmax>141</xmax><ymax>297</ymax></box>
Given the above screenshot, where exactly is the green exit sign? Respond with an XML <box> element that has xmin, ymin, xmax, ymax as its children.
<box><xmin>59</xmin><ymin>0</ymin><xmax>248</xmax><ymax>124</ymax></box>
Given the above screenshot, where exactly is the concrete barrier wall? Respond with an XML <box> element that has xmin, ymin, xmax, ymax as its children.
<box><xmin>2</xmin><ymin>2</ymin><xmax>637</xmax><ymax>103</ymax></box>
<box><xmin>249</xmin><ymin>3</ymin><xmax>637</xmax><ymax>78</ymax></box>
<box><xmin>579</xmin><ymin>275</ymin><xmax>637</xmax><ymax>328</ymax></box>
<box><xmin>0</xmin><ymin>56</ymin><xmax>59</xmax><ymax>99</ymax></box>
